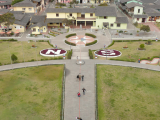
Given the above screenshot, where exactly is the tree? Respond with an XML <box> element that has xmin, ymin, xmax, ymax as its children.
<box><xmin>69</xmin><ymin>0</ymin><xmax>79</xmax><ymax>8</ymax></box>
<box><xmin>11</xmin><ymin>54</ymin><xmax>18</xmax><ymax>61</ymax></box>
<box><xmin>0</xmin><ymin>13</ymin><xmax>15</xmax><ymax>31</ymax></box>
<box><xmin>62</xmin><ymin>16</ymin><xmax>75</xmax><ymax>28</ymax></box>
<box><xmin>12</xmin><ymin>0</ymin><xmax>24</xmax><ymax>5</ymax></box>
<box><xmin>140</xmin><ymin>25</ymin><xmax>150</xmax><ymax>33</ymax></box>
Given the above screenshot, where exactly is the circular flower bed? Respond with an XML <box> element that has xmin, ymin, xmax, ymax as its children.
<box><xmin>40</xmin><ymin>48</ymin><xmax>67</xmax><ymax>57</ymax></box>
<box><xmin>95</xmin><ymin>49</ymin><xmax>122</xmax><ymax>58</ymax></box>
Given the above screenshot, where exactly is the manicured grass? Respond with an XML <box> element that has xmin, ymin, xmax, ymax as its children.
<box><xmin>0</xmin><ymin>65</ymin><xmax>64</xmax><ymax>120</ymax></box>
<box><xmin>155</xmin><ymin>22</ymin><xmax>160</xmax><ymax>30</ymax></box>
<box><xmin>93</xmin><ymin>41</ymin><xmax>160</xmax><ymax>63</ymax></box>
<box><xmin>136</xmin><ymin>24</ymin><xmax>143</xmax><ymax>28</ymax></box>
<box><xmin>0</xmin><ymin>41</ymin><xmax>61</xmax><ymax>65</ymax></box>
<box><xmin>97</xmin><ymin>65</ymin><xmax>160</xmax><ymax>120</ymax></box>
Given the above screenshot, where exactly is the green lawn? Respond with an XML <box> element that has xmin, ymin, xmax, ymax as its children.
<box><xmin>0</xmin><ymin>65</ymin><xmax>64</xmax><ymax>120</ymax></box>
<box><xmin>93</xmin><ymin>41</ymin><xmax>160</xmax><ymax>63</ymax></box>
<box><xmin>136</xmin><ymin>24</ymin><xmax>143</xmax><ymax>28</ymax></box>
<box><xmin>97</xmin><ymin>65</ymin><xmax>160</xmax><ymax>120</ymax></box>
<box><xmin>0</xmin><ymin>41</ymin><xmax>63</xmax><ymax>65</ymax></box>
<box><xmin>155</xmin><ymin>22</ymin><xmax>160</xmax><ymax>30</ymax></box>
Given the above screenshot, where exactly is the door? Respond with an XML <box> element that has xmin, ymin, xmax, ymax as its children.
<box><xmin>142</xmin><ymin>18</ymin><xmax>145</xmax><ymax>22</ymax></box>
<box><xmin>81</xmin><ymin>14</ymin><xmax>85</xmax><ymax>18</ymax></box>
<box><xmin>80</xmin><ymin>0</ymin><xmax>82</xmax><ymax>3</ymax></box>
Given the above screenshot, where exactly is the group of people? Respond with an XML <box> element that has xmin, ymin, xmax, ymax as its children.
<box><xmin>76</xmin><ymin>73</ymin><xmax>86</xmax><ymax>120</ymax></box>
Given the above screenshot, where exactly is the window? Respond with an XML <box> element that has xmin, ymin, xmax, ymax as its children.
<box><xmin>33</xmin><ymin>28</ymin><xmax>36</xmax><ymax>32</ymax></box>
<box><xmin>138</xmin><ymin>9</ymin><xmax>140</xmax><ymax>13</ymax></box>
<box><xmin>56</xmin><ymin>23</ymin><xmax>59</xmax><ymax>24</ymax></box>
<box><xmin>29</xmin><ymin>8</ymin><xmax>32</xmax><ymax>11</ymax></box>
<box><xmin>117</xmin><ymin>23</ymin><xmax>120</xmax><ymax>27</ymax></box>
<box><xmin>22</xmin><ymin>8</ymin><xmax>26</xmax><ymax>11</ymax></box>
<box><xmin>137</xmin><ymin>18</ymin><xmax>139</xmax><ymax>21</ymax></box>
<box><xmin>38</xmin><ymin>29</ymin><xmax>39</xmax><ymax>32</ymax></box>
<box><xmin>110</xmin><ymin>24</ymin><xmax>113</xmax><ymax>27</ymax></box>
<box><xmin>44</xmin><ymin>27</ymin><xmax>45</xmax><ymax>30</ymax></box>
<box><xmin>50</xmin><ymin>23</ymin><xmax>53</xmax><ymax>24</ymax></box>
<box><xmin>90</xmin><ymin>13</ymin><xmax>93</xmax><ymax>17</ymax></box>
<box><xmin>15</xmin><ymin>26</ymin><xmax>16</xmax><ymax>28</ymax></box>
<box><xmin>70</xmin><ymin>13</ymin><xmax>72</xmax><ymax>16</ymax></box>
<box><xmin>104</xmin><ymin>16</ymin><xmax>107</xmax><ymax>19</ymax></box>
<box><xmin>56</xmin><ymin>13</ymin><xmax>59</xmax><ymax>17</ymax></box>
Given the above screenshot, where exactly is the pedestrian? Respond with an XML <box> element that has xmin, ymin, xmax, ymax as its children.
<box><xmin>79</xmin><ymin>73</ymin><xmax>81</xmax><ymax>81</ymax></box>
<box><xmin>82</xmin><ymin>88</ymin><xmax>86</xmax><ymax>95</ymax></box>
<box><xmin>77</xmin><ymin>92</ymin><xmax>81</xmax><ymax>97</ymax></box>
<box><xmin>77</xmin><ymin>56</ymin><xmax>78</xmax><ymax>61</ymax></box>
<box><xmin>104</xmin><ymin>44</ymin><xmax>106</xmax><ymax>49</ymax></box>
<box><xmin>82</xmin><ymin>75</ymin><xmax>84</xmax><ymax>81</ymax></box>
<box><xmin>77</xmin><ymin>74</ymin><xmax>79</xmax><ymax>80</ymax></box>
<box><xmin>76</xmin><ymin>117</ymin><xmax>82</xmax><ymax>120</ymax></box>
<box><xmin>156</xmin><ymin>38</ymin><xmax>158</xmax><ymax>42</ymax></box>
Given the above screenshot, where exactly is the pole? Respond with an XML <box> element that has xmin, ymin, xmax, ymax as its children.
<box><xmin>8</xmin><ymin>41</ymin><xmax>13</xmax><ymax>69</ymax></box>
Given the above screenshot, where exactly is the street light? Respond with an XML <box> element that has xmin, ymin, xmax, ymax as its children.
<box><xmin>72</xmin><ymin>20</ymin><xmax>74</xmax><ymax>31</ymax></box>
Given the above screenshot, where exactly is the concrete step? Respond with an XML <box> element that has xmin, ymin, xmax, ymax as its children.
<box><xmin>71</xmin><ymin>52</ymin><xmax>89</xmax><ymax>59</ymax></box>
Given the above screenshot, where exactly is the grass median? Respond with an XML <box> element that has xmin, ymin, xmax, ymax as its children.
<box><xmin>97</xmin><ymin>65</ymin><xmax>160</xmax><ymax>120</ymax></box>
<box><xmin>0</xmin><ymin>65</ymin><xmax>64</xmax><ymax>120</ymax></box>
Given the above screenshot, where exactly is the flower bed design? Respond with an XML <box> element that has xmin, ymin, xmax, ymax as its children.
<box><xmin>40</xmin><ymin>48</ymin><xmax>67</xmax><ymax>57</ymax></box>
<box><xmin>67</xmin><ymin>35</ymin><xmax>94</xmax><ymax>46</ymax></box>
<box><xmin>95</xmin><ymin>49</ymin><xmax>122</xmax><ymax>58</ymax></box>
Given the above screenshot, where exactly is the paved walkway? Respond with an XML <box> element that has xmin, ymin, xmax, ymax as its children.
<box><xmin>0</xmin><ymin>60</ymin><xmax>160</xmax><ymax>120</ymax></box>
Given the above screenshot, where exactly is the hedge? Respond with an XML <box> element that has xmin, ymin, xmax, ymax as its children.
<box><xmin>0</xmin><ymin>39</ymin><xmax>17</xmax><ymax>41</ymax></box>
<box><xmin>65</xmin><ymin>40</ymin><xmax>76</xmax><ymax>46</ymax></box>
<box><xmin>86</xmin><ymin>40</ymin><xmax>97</xmax><ymax>46</ymax></box>
<box><xmin>67</xmin><ymin>50</ymin><xmax>72</xmax><ymax>59</ymax></box>
<box><xmin>66</xmin><ymin>33</ymin><xmax>76</xmax><ymax>38</ymax></box>
<box><xmin>89</xmin><ymin>49</ymin><xmax>93</xmax><ymax>59</ymax></box>
<box><xmin>108</xmin><ymin>41</ymin><xmax>115</xmax><ymax>48</ymax></box>
<box><xmin>140</xmin><ymin>56</ymin><xmax>160</xmax><ymax>61</ymax></box>
<box><xmin>85</xmin><ymin>33</ymin><xmax>96</xmax><ymax>38</ymax></box>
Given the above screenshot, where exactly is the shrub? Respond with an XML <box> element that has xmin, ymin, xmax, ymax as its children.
<box><xmin>140</xmin><ymin>44</ymin><xmax>145</xmax><ymax>49</ymax></box>
<box><xmin>86</xmin><ymin>40</ymin><xmax>97</xmax><ymax>46</ymax></box>
<box><xmin>89</xmin><ymin>49</ymin><xmax>93</xmax><ymax>59</ymax></box>
<box><xmin>65</xmin><ymin>40</ymin><xmax>76</xmax><ymax>46</ymax></box>
<box><xmin>119</xmin><ymin>30</ymin><xmax>123</xmax><ymax>33</ymax></box>
<box><xmin>11</xmin><ymin>54</ymin><xmax>18</xmax><ymax>61</ymax></box>
<box><xmin>0</xmin><ymin>39</ymin><xmax>17</xmax><ymax>41</ymax></box>
<box><xmin>108</xmin><ymin>41</ymin><xmax>115</xmax><ymax>48</ymax></box>
<box><xmin>147</xmin><ymin>39</ymin><xmax>152</xmax><ymax>44</ymax></box>
<box><xmin>130</xmin><ymin>33</ymin><xmax>133</xmax><ymax>35</ymax></box>
<box><xmin>98</xmin><ymin>3</ymin><xmax>108</xmax><ymax>6</ymax></box>
<box><xmin>67</xmin><ymin>50</ymin><xmax>72</xmax><ymax>59</ymax></box>
<box><xmin>134</xmin><ymin>22</ymin><xmax>138</xmax><ymax>26</ymax></box>
<box><xmin>66</xmin><ymin>33</ymin><xmax>76</xmax><ymax>38</ymax></box>
<box><xmin>85</xmin><ymin>33</ymin><xmax>96</xmax><ymax>38</ymax></box>
<box><xmin>10</xmin><ymin>32</ymin><xmax>14</xmax><ymax>35</ymax></box>
<box><xmin>0</xmin><ymin>62</ymin><xmax>2</xmax><ymax>66</ymax></box>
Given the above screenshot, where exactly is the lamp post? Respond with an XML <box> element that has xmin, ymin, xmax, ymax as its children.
<box><xmin>72</xmin><ymin>20</ymin><xmax>74</xmax><ymax>32</ymax></box>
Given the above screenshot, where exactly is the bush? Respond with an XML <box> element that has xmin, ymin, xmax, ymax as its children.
<box><xmin>147</xmin><ymin>39</ymin><xmax>152</xmax><ymax>44</ymax></box>
<box><xmin>86</xmin><ymin>40</ymin><xmax>97</xmax><ymax>46</ymax></box>
<box><xmin>0</xmin><ymin>62</ymin><xmax>2</xmax><ymax>66</ymax></box>
<box><xmin>65</xmin><ymin>40</ymin><xmax>76</xmax><ymax>46</ymax></box>
<box><xmin>85</xmin><ymin>33</ymin><xmax>96</xmax><ymax>38</ymax></box>
<box><xmin>119</xmin><ymin>30</ymin><xmax>123</xmax><ymax>33</ymax></box>
<box><xmin>108</xmin><ymin>41</ymin><xmax>115</xmax><ymax>47</ymax></box>
<box><xmin>134</xmin><ymin>22</ymin><xmax>138</xmax><ymax>26</ymax></box>
<box><xmin>11</xmin><ymin>54</ymin><xmax>18</xmax><ymax>61</ymax></box>
<box><xmin>56</xmin><ymin>3</ymin><xmax>66</xmax><ymax>6</ymax></box>
<box><xmin>10</xmin><ymin>32</ymin><xmax>14</xmax><ymax>35</ymax></box>
<box><xmin>98</xmin><ymin>3</ymin><xmax>108</xmax><ymax>6</ymax></box>
<box><xmin>66</xmin><ymin>33</ymin><xmax>76</xmax><ymax>38</ymax></box>
<box><xmin>67</xmin><ymin>50</ymin><xmax>72</xmax><ymax>59</ymax></box>
<box><xmin>0</xmin><ymin>39</ymin><xmax>17</xmax><ymax>41</ymax></box>
<box><xmin>130</xmin><ymin>33</ymin><xmax>133</xmax><ymax>35</ymax></box>
<box><xmin>140</xmin><ymin>44</ymin><xmax>145</xmax><ymax>49</ymax></box>
<box><xmin>89</xmin><ymin>49</ymin><xmax>93</xmax><ymax>59</ymax></box>
<box><xmin>47</xmin><ymin>41</ymin><xmax>54</xmax><ymax>47</ymax></box>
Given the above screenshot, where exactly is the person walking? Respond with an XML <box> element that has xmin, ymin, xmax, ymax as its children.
<box><xmin>82</xmin><ymin>75</ymin><xmax>84</xmax><ymax>81</ymax></box>
<box><xmin>77</xmin><ymin>74</ymin><xmax>79</xmax><ymax>80</ymax></box>
<box><xmin>82</xmin><ymin>88</ymin><xmax>86</xmax><ymax>95</ymax></box>
<box><xmin>79</xmin><ymin>73</ymin><xmax>81</xmax><ymax>81</ymax></box>
<box><xmin>77</xmin><ymin>56</ymin><xmax>78</xmax><ymax>61</ymax></box>
<box><xmin>104</xmin><ymin>44</ymin><xmax>106</xmax><ymax>49</ymax></box>
<box><xmin>77</xmin><ymin>92</ymin><xmax>81</xmax><ymax>97</ymax></box>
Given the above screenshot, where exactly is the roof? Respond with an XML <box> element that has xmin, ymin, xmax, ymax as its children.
<box><xmin>30</xmin><ymin>15</ymin><xmax>46</xmax><ymax>23</ymax></box>
<box><xmin>141</xmin><ymin>0</ymin><xmax>157</xmax><ymax>4</ymax></box>
<box><xmin>95</xmin><ymin>6</ymin><xmax>117</xmax><ymax>17</ymax></box>
<box><xmin>45</xmin><ymin>18</ymin><xmax>65</xmax><ymax>23</ymax></box>
<box><xmin>46</xmin><ymin>8</ymin><xmax>95</xmax><ymax>13</ymax></box>
<box><xmin>134</xmin><ymin>14</ymin><xmax>148</xmax><ymax>18</ymax></box>
<box><xmin>144</xmin><ymin>4</ymin><xmax>160</xmax><ymax>9</ymax></box>
<box><xmin>14</xmin><ymin>13</ymin><xmax>31</xmax><ymax>26</ymax></box>
<box><xmin>144</xmin><ymin>8</ymin><xmax>160</xmax><ymax>16</ymax></box>
<box><xmin>12</xmin><ymin>0</ymin><xmax>37</xmax><ymax>7</ymax></box>
<box><xmin>126</xmin><ymin>2</ymin><xmax>144</xmax><ymax>8</ymax></box>
<box><xmin>0</xmin><ymin>0</ymin><xmax>12</xmax><ymax>1</ymax></box>
<box><xmin>154</xmin><ymin>0</ymin><xmax>160</xmax><ymax>5</ymax></box>
<box><xmin>0</xmin><ymin>8</ymin><xmax>10</xmax><ymax>15</ymax></box>
<box><xmin>0</xmin><ymin>1</ymin><xmax>12</xmax><ymax>6</ymax></box>
<box><xmin>30</xmin><ymin>21</ymin><xmax>47</xmax><ymax>28</ymax></box>
<box><xmin>115</xmin><ymin>17</ymin><xmax>128</xmax><ymax>23</ymax></box>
